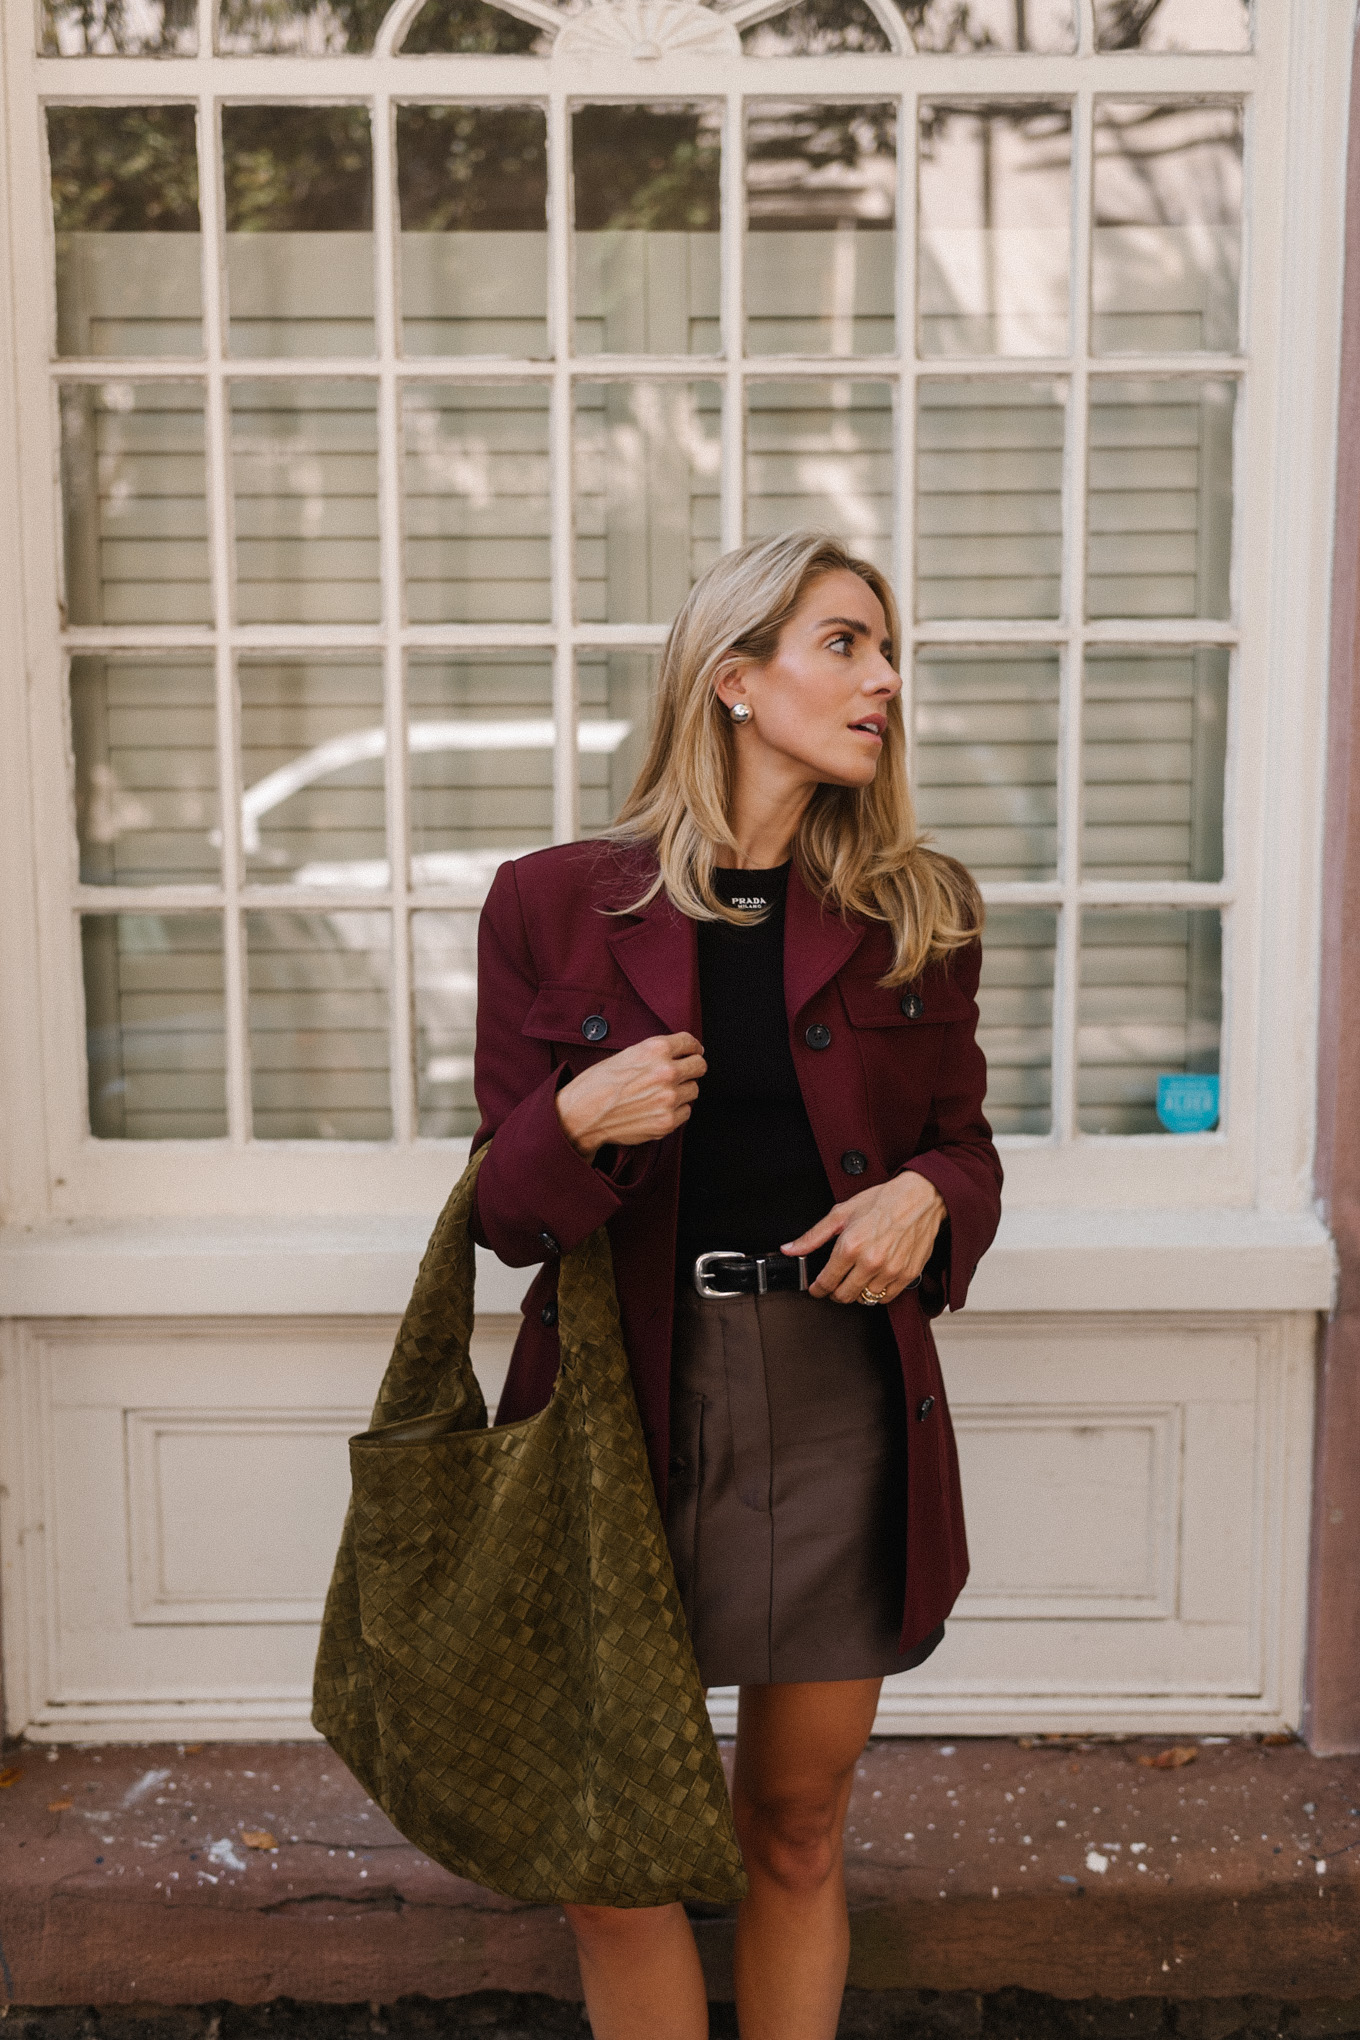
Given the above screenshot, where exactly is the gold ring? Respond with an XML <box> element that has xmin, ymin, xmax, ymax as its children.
<box><xmin>859</xmin><ymin>1286</ymin><xmax>888</xmax><ymax>1305</ymax></box>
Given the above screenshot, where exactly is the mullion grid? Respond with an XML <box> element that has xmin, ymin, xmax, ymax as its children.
<box><xmin>57</xmin><ymin>62</ymin><xmax>1247</xmax><ymax>1150</ymax></box>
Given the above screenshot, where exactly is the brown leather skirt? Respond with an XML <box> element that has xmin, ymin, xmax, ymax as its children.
<box><xmin>664</xmin><ymin>1285</ymin><xmax>946</xmax><ymax>1688</ymax></box>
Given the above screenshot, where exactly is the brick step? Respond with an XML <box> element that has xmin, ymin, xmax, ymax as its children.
<box><xmin>2</xmin><ymin>1738</ymin><xmax>1357</xmax><ymax>2007</ymax></box>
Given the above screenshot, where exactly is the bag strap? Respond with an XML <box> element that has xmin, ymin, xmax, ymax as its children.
<box><xmin>367</xmin><ymin>1143</ymin><xmax>488</xmax><ymax>1433</ymax></box>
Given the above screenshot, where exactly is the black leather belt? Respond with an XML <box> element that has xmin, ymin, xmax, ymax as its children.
<box><xmin>692</xmin><ymin>1246</ymin><xmax>833</xmax><ymax>1297</ymax></box>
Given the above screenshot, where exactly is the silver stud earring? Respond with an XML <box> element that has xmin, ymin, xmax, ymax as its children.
<box><xmin>730</xmin><ymin>702</ymin><xmax>752</xmax><ymax>724</ymax></box>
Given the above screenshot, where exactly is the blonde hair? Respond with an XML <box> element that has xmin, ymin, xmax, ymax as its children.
<box><xmin>611</xmin><ymin>531</ymin><xmax>982</xmax><ymax>985</ymax></box>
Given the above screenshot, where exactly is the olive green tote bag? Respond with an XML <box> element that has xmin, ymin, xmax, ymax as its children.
<box><xmin>312</xmin><ymin>1143</ymin><xmax>746</xmax><ymax>1909</ymax></box>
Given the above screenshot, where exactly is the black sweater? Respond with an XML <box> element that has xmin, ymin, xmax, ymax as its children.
<box><xmin>674</xmin><ymin>864</ymin><xmax>834</xmax><ymax>1280</ymax></box>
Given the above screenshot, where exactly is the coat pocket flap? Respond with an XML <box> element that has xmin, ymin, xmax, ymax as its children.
<box><xmin>839</xmin><ymin>976</ymin><xmax>973</xmax><ymax>1029</ymax></box>
<box><xmin>521</xmin><ymin>982</ymin><xmax>622</xmax><ymax>1043</ymax></box>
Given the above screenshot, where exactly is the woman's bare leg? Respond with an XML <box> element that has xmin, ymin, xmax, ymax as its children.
<box><xmin>731</xmin><ymin>1678</ymin><xmax>882</xmax><ymax>2040</ymax></box>
<box><xmin>564</xmin><ymin>1899</ymin><xmax>709</xmax><ymax>2040</ymax></box>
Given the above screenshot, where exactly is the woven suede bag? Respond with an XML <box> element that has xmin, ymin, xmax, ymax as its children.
<box><xmin>312</xmin><ymin>1143</ymin><xmax>747</xmax><ymax>1908</ymax></box>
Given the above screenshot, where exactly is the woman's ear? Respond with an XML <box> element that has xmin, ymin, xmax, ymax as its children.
<box><xmin>713</xmin><ymin>659</ymin><xmax>751</xmax><ymax>714</ymax></box>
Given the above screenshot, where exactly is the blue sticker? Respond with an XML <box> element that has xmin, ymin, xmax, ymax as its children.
<box><xmin>1156</xmin><ymin>1072</ymin><xmax>1219</xmax><ymax>1134</ymax></box>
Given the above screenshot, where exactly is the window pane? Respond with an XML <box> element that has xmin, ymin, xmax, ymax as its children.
<box><xmin>42</xmin><ymin>0</ymin><xmax>195</xmax><ymax>53</ymax></box>
<box><xmin>575</xmin><ymin>383</ymin><xmax>721</xmax><ymax>625</ymax></box>
<box><xmin>1086</xmin><ymin>378</ymin><xmax>1234</xmax><ymax>619</ymax></box>
<box><xmin>403</xmin><ymin>385</ymin><xmax>550</xmax><ymax>623</ymax></box>
<box><xmin>742</xmin><ymin>0</ymin><xmax>891</xmax><ymax>56</ymax></box>
<box><xmin>400</xmin><ymin>0</ymin><xmax>548</xmax><ymax>49</ymax></box>
<box><xmin>49</xmin><ymin>107</ymin><xmax>201</xmax><ymax>358</ymax></box>
<box><xmin>218</xmin><ymin>0</ymin><xmax>384</xmax><ymax>53</ymax></box>
<box><xmin>917</xmin><ymin>380</ymin><xmax>1064</xmax><ymax>620</ymax></box>
<box><xmin>1094</xmin><ymin>0</ymin><xmax>1250</xmax><ymax>52</ymax></box>
<box><xmin>747</xmin><ymin>103</ymin><xmax>895</xmax><ymax>358</ymax></box>
<box><xmin>918</xmin><ymin>104</ymin><xmax>1070</xmax><ymax>359</ymax></box>
<box><xmin>408</xmin><ymin>653</ymin><xmax>555</xmax><ymax>879</ymax></box>
<box><xmin>1083</xmin><ymin>648</ymin><xmax>1227</xmax><ymax>881</ymax></box>
<box><xmin>573</xmin><ymin>106</ymin><xmax>720</xmax><ymax>358</ymax></box>
<box><xmin>906</xmin><ymin>0</ymin><xmax>1075</xmax><ymax>50</ymax></box>
<box><xmin>977</xmin><ymin>907</ymin><xmax>1056</xmax><ymax>1137</ymax></box>
<box><xmin>239</xmin><ymin>658</ymin><xmax>387</xmax><ymax>888</ymax></box>
<box><xmin>247</xmin><ymin>910</ymin><xmax>392</xmax><ymax>1140</ymax></box>
<box><xmin>746</xmin><ymin>382</ymin><xmax>893</xmax><ymax>574</ymax></box>
<box><xmin>222</xmin><ymin>107</ymin><xmax>374</xmax><ymax>359</ymax></box>
<box><xmin>579</xmin><ymin>652</ymin><xmax>660</xmax><ymax>835</ymax></box>
<box><xmin>72</xmin><ymin>657</ymin><xmax>219</xmax><ymax>885</ymax></box>
<box><xmin>1078</xmin><ymin>908</ymin><xmax>1222</xmax><ymax>1136</ymax></box>
<box><xmin>1093</xmin><ymin>102</ymin><xmax>1242</xmax><ymax>355</ymax></box>
<box><xmin>398</xmin><ymin>107</ymin><xmax>548</xmax><ymax>358</ymax></box>
<box><xmin>414</xmin><ymin>909</ymin><xmax>480</xmax><ymax>1137</ymax></box>
<box><xmin>82</xmin><ymin>914</ymin><xmax>225</xmax><ymax>1138</ymax></box>
<box><xmin>61</xmin><ymin>382</ymin><xmax>210</xmax><ymax>626</ymax></box>
<box><xmin>231</xmin><ymin>380</ymin><xmax>379</xmax><ymax>624</ymax></box>
<box><xmin>913</xmin><ymin>647</ymin><xmax>1059</xmax><ymax>879</ymax></box>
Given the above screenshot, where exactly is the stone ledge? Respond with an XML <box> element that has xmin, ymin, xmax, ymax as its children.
<box><xmin>1</xmin><ymin>1737</ymin><xmax>1357</xmax><ymax>2007</ymax></box>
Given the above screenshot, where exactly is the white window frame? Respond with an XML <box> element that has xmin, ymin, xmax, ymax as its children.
<box><xmin>0</xmin><ymin>0</ymin><xmax>1350</xmax><ymax>1237</ymax></box>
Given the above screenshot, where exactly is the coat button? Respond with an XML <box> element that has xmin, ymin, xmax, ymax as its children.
<box><xmin>581</xmin><ymin>1013</ymin><xmax>609</xmax><ymax>1043</ymax></box>
<box><xmin>841</xmin><ymin>1149</ymin><xmax>868</xmax><ymax>1176</ymax></box>
<box><xmin>540</xmin><ymin>1300</ymin><xmax>558</xmax><ymax>1327</ymax></box>
<box><xmin>539</xmin><ymin>1229</ymin><xmax>560</xmax><ymax>1256</ymax></box>
<box><xmin>900</xmin><ymin>992</ymin><xmax>924</xmax><ymax>1019</ymax></box>
<box><xmin>805</xmin><ymin>1023</ymin><xmax>832</xmax><ymax>1050</ymax></box>
<box><xmin>668</xmin><ymin>1452</ymin><xmax>689</xmax><ymax>1475</ymax></box>
<box><xmin>916</xmin><ymin>1395</ymin><xmax>935</xmax><ymax>1421</ymax></box>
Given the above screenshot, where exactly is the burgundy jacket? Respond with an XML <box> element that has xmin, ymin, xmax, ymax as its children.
<box><xmin>470</xmin><ymin>837</ymin><xmax>1002</xmax><ymax>1651</ymax></box>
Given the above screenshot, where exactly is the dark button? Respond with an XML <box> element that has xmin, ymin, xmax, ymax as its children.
<box><xmin>805</xmin><ymin>1022</ymin><xmax>832</xmax><ymax>1050</ymax></box>
<box><xmin>916</xmin><ymin>1395</ymin><xmax>936</xmax><ymax>1421</ymax></box>
<box><xmin>900</xmin><ymin>992</ymin><xmax>925</xmax><ymax>1019</ymax></box>
<box><xmin>581</xmin><ymin>1013</ymin><xmax>609</xmax><ymax>1044</ymax></box>
<box><xmin>539</xmin><ymin>1229</ymin><xmax>560</xmax><ymax>1256</ymax></box>
<box><xmin>668</xmin><ymin>1453</ymin><xmax>689</xmax><ymax>1475</ymax></box>
<box><xmin>540</xmin><ymin>1301</ymin><xmax>558</xmax><ymax>1327</ymax></box>
<box><xmin>841</xmin><ymin>1149</ymin><xmax>868</xmax><ymax>1176</ymax></box>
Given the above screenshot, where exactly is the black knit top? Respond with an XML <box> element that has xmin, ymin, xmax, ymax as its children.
<box><xmin>674</xmin><ymin>864</ymin><xmax>834</xmax><ymax>1282</ymax></box>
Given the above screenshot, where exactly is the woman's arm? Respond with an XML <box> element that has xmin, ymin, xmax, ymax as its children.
<box><xmin>781</xmin><ymin>941</ymin><xmax>1002</xmax><ymax>1309</ymax></box>
<box><xmin>470</xmin><ymin>859</ymin><xmax>704</xmax><ymax>1266</ymax></box>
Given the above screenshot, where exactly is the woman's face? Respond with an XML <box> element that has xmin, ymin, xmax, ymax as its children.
<box><xmin>716</xmin><ymin>569</ymin><xmax>902</xmax><ymax>791</ymax></box>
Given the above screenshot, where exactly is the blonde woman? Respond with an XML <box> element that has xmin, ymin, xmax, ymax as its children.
<box><xmin>471</xmin><ymin>532</ymin><xmax>1002</xmax><ymax>2039</ymax></box>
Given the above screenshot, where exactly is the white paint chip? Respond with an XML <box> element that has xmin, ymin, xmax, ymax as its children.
<box><xmin>121</xmin><ymin>1768</ymin><xmax>172</xmax><ymax>1809</ymax></box>
<box><xmin>207</xmin><ymin>1837</ymin><xmax>248</xmax><ymax>1872</ymax></box>
<box><xmin>1085</xmin><ymin>1851</ymin><xmax>1109</xmax><ymax>1874</ymax></box>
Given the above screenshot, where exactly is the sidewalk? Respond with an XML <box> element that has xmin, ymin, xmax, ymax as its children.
<box><xmin>2</xmin><ymin>1736</ymin><xmax>1357</xmax><ymax>2008</ymax></box>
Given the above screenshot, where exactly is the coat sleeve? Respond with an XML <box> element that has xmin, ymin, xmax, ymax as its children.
<box><xmin>900</xmin><ymin>940</ymin><xmax>1003</xmax><ymax>1316</ymax></box>
<box><xmin>469</xmin><ymin>857</ymin><xmax>655</xmax><ymax>1266</ymax></box>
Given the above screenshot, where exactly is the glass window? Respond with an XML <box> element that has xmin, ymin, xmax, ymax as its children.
<box><xmin>222</xmin><ymin>106</ymin><xmax>374</xmax><ymax>359</ymax></box>
<box><xmin>45</xmin><ymin>24</ymin><xmax>1253</xmax><ymax>1157</ymax></box>
<box><xmin>1094</xmin><ymin>1</ymin><xmax>1250</xmax><ymax>53</ymax></box>
<box><xmin>398</xmin><ymin>107</ymin><xmax>548</xmax><ymax>358</ymax></box>
<box><xmin>1078</xmin><ymin>909</ymin><xmax>1222</xmax><ymax>1136</ymax></box>
<box><xmin>917</xmin><ymin>380</ymin><xmax>1065</xmax><ymax>620</ymax></box>
<box><xmin>746</xmin><ymin>103</ymin><xmax>896</xmax><ymax>358</ymax></box>
<box><xmin>82</xmin><ymin>915</ymin><xmax>226</xmax><ymax>1138</ymax></box>
<box><xmin>918</xmin><ymin>103</ymin><xmax>1071</xmax><ymax>359</ymax></box>
<box><xmin>575</xmin><ymin>383</ymin><xmax>722</xmax><ymax>624</ymax></box>
<box><xmin>403</xmin><ymin>385</ymin><xmax>551</xmax><ymax>624</ymax></box>
<box><xmin>1093</xmin><ymin>102</ymin><xmax>1243</xmax><ymax>356</ymax></box>
<box><xmin>60</xmin><ymin>382</ymin><xmax>211</xmax><ymax>626</ymax></box>
<box><xmin>48</xmin><ymin>106</ymin><xmax>202</xmax><ymax>358</ymax></box>
<box><xmin>573</xmin><ymin>106</ymin><xmax>721</xmax><ymax>358</ymax></box>
<box><xmin>231</xmin><ymin>380</ymin><xmax>380</xmax><ymax>624</ymax></box>
<box><xmin>72</xmin><ymin>657</ymin><xmax>219</xmax><ymax>886</ymax></box>
<box><xmin>42</xmin><ymin>0</ymin><xmax>196</xmax><ymax>54</ymax></box>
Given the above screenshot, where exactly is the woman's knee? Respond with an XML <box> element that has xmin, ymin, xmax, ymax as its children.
<box><xmin>733</xmin><ymin>1786</ymin><xmax>845</xmax><ymax>1896</ymax></box>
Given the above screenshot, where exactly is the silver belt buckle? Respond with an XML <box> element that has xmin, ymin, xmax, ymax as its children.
<box><xmin>693</xmin><ymin>1250</ymin><xmax>746</xmax><ymax>1299</ymax></box>
<box><xmin>692</xmin><ymin>1250</ymin><xmax>809</xmax><ymax>1298</ymax></box>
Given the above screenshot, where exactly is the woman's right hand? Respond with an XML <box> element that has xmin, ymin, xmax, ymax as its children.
<box><xmin>555</xmin><ymin>1032</ymin><xmax>706</xmax><ymax>1162</ymax></box>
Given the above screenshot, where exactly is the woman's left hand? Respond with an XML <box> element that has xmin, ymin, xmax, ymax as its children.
<box><xmin>781</xmin><ymin>1172</ymin><xmax>947</xmax><ymax>1305</ymax></box>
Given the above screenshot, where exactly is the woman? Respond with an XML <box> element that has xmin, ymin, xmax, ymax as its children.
<box><xmin>470</xmin><ymin>531</ymin><xmax>1001</xmax><ymax>2040</ymax></box>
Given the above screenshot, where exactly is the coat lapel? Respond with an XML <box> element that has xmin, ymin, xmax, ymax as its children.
<box><xmin>784</xmin><ymin>860</ymin><xmax>866</xmax><ymax>1020</ymax></box>
<box><xmin>606</xmin><ymin>890</ymin><xmax>701</xmax><ymax>1038</ymax></box>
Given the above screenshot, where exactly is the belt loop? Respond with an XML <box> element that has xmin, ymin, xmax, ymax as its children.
<box><xmin>797</xmin><ymin>1254</ymin><xmax>809</xmax><ymax>1292</ymax></box>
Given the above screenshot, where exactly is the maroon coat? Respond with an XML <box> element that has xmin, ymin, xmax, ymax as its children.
<box><xmin>470</xmin><ymin>838</ymin><xmax>1002</xmax><ymax>1652</ymax></box>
